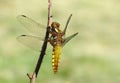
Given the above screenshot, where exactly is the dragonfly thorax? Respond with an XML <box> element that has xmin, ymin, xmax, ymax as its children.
<box><xmin>48</xmin><ymin>32</ymin><xmax>63</xmax><ymax>47</ymax></box>
<box><xmin>48</xmin><ymin>22</ymin><xmax>64</xmax><ymax>47</ymax></box>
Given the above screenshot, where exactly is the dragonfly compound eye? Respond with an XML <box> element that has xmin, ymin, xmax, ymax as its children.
<box><xmin>51</xmin><ymin>22</ymin><xmax>60</xmax><ymax>28</ymax></box>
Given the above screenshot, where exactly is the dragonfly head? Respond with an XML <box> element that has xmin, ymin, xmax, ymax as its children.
<box><xmin>51</xmin><ymin>22</ymin><xmax>60</xmax><ymax>28</ymax></box>
<box><xmin>51</xmin><ymin>22</ymin><xmax>61</xmax><ymax>32</ymax></box>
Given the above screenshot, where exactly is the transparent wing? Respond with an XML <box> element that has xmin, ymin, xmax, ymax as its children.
<box><xmin>62</xmin><ymin>32</ymin><xmax>78</xmax><ymax>47</ymax></box>
<box><xmin>17</xmin><ymin>35</ymin><xmax>45</xmax><ymax>51</ymax></box>
<box><xmin>62</xmin><ymin>14</ymin><xmax>72</xmax><ymax>36</ymax></box>
<box><xmin>17</xmin><ymin>15</ymin><xmax>46</xmax><ymax>37</ymax></box>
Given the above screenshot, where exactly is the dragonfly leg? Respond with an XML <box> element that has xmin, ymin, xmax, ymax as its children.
<box><xmin>48</xmin><ymin>34</ymin><xmax>58</xmax><ymax>47</ymax></box>
<box><xmin>48</xmin><ymin>37</ymin><xmax>54</xmax><ymax>46</ymax></box>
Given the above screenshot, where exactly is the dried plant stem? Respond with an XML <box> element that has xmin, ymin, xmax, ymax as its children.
<box><xmin>48</xmin><ymin>0</ymin><xmax>52</xmax><ymax>26</ymax></box>
<box><xmin>27</xmin><ymin>0</ymin><xmax>52</xmax><ymax>83</ymax></box>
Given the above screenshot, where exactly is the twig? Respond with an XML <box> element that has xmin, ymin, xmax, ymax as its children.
<box><xmin>27</xmin><ymin>0</ymin><xmax>52</xmax><ymax>83</ymax></box>
<box><xmin>27</xmin><ymin>73</ymin><xmax>36</xmax><ymax>83</ymax></box>
<box><xmin>48</xmin><ymin>0</ymin><xmax>52</xmax><ymax>26</ymax></box>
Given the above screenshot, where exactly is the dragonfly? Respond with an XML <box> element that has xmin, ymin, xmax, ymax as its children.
<box><xmin>17</xmin><ymin>14</ymin><xmax>78</xmax><ymax>73</ymax></box>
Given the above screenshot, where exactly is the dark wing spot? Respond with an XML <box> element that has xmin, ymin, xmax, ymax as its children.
<box><xmin>21</xmin><ymin>15</ymin><xmax>27</xmax><ymax>17</ymax></box>
<box><xmin>21</xmin><ymin>35</ymin><xmax>26</xmax><ymax>36</ymax></box>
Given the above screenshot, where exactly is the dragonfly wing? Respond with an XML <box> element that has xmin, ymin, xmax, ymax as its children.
<box><xmin>17</xmin><ymin>15</ymin><xmax>46</xmax><ymax>36</ymax></box>
<box><xmin>17</xmin><ymin>35</ymin><xmax>45</xmax><ymax>51</ymax></box>
<box><xmin>62</xmin><ymin>32</ymin><xmax>78</xmax><ymax>47</ymax></box>
<box><xmin>62</xmin><ymin>14</ymin><xmax>72</xmax><ymax>36</ymax></box>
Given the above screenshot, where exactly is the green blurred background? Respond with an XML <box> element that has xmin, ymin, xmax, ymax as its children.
<box><xmin>0</xmin><ymin>0</ymin><xmax>120</xmax><ymax>83</ymax></box>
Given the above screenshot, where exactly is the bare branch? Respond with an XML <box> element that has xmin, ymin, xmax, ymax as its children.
<box><xmin>27</xmin><ymin>0</ymin><xmax>52</xmax><ymax>83</ymax></box>
<box><xmin>48</xmin><ymin>0</ymin><xmax>52</xmax><ymax>27</ymax></box>
<box><xmin>27</xmin><ymin>73</ymin><xmax>36</xmax><ymax>83</ymax></box>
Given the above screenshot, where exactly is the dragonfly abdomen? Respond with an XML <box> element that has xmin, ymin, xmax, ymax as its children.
<box><xmin>52</xmin><ymin>45</ymin><xmax>62</xmax><ymax>73</ymax></box>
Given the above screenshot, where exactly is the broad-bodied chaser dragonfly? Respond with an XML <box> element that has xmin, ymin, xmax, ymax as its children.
<box><xmin>17</xmin><ymin>14</ymin><xmax>78</xmax><ymax>73</ymax></box>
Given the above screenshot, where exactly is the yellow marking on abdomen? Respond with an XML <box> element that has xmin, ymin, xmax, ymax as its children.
<box><xmin>52</xmin><ymin>45</ymin><xmax>62</xmax><ymax>73</ymax></box>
